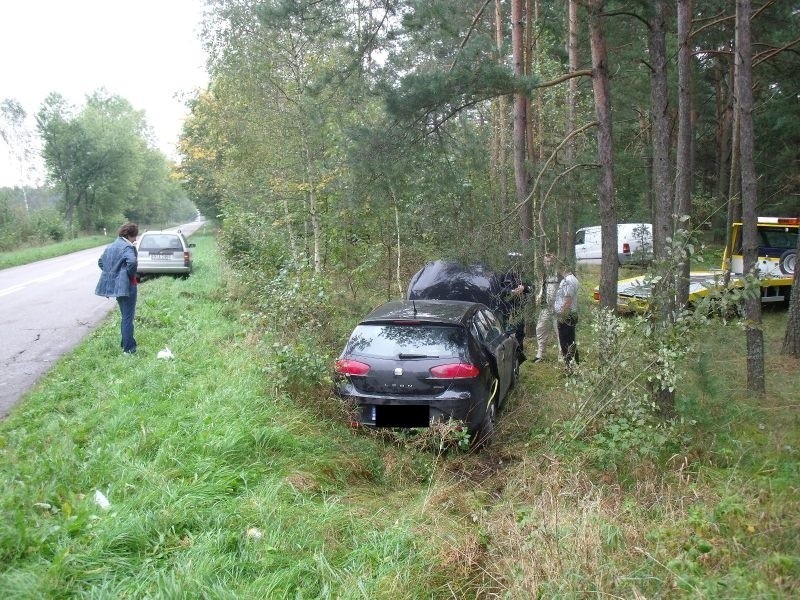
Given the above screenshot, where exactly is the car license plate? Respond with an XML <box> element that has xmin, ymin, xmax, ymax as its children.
<box><xmin>150</xmin><ymin>253</ymin><xmax>172</xmax><ymax>260</ymax></box>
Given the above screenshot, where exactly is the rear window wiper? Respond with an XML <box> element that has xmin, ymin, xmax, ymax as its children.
<box><xmin>398</xmin><ymin>353</ymin><xmax>439</xmax><ymax>359</ymax></box>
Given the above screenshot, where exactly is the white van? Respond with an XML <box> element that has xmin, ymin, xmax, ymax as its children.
<box><xmin>575</xmin><ymin>223</ymin><xmax>653</xmax><ymax>265</ymax></box>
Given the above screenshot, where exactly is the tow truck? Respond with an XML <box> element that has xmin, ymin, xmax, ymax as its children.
<box><xmin>602</xmin><ymin>217</ymin><xmax>798</xmax><ymax>313</ymax></box>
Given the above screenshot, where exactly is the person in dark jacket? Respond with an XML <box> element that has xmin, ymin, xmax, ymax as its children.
<box><xmin>499</xmin><ymin>252</ymin><xmax>532</xmax><ymax>361</ymax></box>
<box><xmin>96</xmin><ymin>223</ymin><xmax>139</xmax><ymax>353</ymax></box>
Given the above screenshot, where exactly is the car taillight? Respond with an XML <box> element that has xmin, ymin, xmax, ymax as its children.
<box><xmin>183</xmin><ymin>251</ymin><xmax>190</xmax><ymax>266</ymax></box>
<box><xmin>622</xmin><ymin>242</ymin><xmax>630</xmax><ymax>254</ymax></box>
<box><xmin>334</xmin><ymin>359</ymin><xmax>370</xmax><ymax>376</ymax></box>
<box><xmin>429</xmin><ymin>363</ymin><xmax>479</xmax><ymax>379</ymax></box>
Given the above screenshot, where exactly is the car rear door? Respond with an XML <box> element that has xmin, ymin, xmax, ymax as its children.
<box><xmin>473</xmin><ymin>308</ymin><xmax>515</xmax><ymax>399</ymax></box>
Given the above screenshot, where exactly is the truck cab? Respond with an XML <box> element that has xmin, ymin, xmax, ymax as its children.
<box><xmin>725</xmin><ymin>217</ymin><xmax>797</xmax><ymax>281</ymax></box>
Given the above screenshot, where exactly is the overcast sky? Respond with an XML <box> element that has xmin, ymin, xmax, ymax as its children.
<box><xmin>0</xmin><ymin>0</ymin><xmax>209</xmax><ymax>187</ymax></box>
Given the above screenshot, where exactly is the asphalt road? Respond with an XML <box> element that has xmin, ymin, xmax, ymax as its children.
<box><xmin>0</xmin><ymin>220</ymin><xmax>204</xmax><ymax>418</ymax></box>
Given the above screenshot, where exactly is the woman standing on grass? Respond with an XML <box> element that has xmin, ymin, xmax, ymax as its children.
<box><xmin>95</xmin><ymin>222</ymin><xmax>139</xmax><ymax>354</ymax></box>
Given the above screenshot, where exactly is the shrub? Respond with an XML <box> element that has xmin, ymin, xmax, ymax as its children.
<box><xmin>30</xmin><ymin>207</ymin><xmax>66</xmax><ymax>242</ymax></box>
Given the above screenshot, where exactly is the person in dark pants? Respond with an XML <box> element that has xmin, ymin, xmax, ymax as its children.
<box><xmin>95</xmin><ymin>223</ymin><xmax>139</xmax><ymax>353</ymax></box>
<box><xmin>553</xmin><ymin>262</ymin><xmax>579</xmax><ymax>368</ymax></box>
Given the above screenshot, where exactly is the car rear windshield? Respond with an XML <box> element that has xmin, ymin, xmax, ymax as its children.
<box><xmin>139</xmin><ymin>235</ymin><xmax>183</xmax><ymax>252</ymax></box>
<box><xmin>345</xmin><ymin>324</ymin><xmax>466</xmax><ymax>358</ymax></box>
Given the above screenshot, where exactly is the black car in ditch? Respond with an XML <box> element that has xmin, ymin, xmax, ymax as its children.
<box><xmin>334</xmin><ymin>299</ymin><xmax>519</xmax><ymax>445</ymax></box>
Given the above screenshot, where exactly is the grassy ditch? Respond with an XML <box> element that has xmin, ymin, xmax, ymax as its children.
<box><xmin>0</xmin><ymin>236</ymin><xmax>109</xmax><ymax>270</ymax></box>
<box><xmin>1</xmin><ymin>239</ymin><xmax>798</xmax><ymax>597</ymax></box>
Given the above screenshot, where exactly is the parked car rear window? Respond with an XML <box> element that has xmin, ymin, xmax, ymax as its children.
<box><xmin>345</xmin><ymin>324</ymin><xmax>466</xmax><ymax>358</ymax></box>
<box><xmin>139</xmin><ymin>234</ymin><xmax>183</xmax><ymax>252</ymax></box>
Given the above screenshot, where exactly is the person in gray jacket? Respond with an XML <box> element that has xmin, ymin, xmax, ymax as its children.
<box><xmin>553</xmin><ymin>262</ymin><xmax>579</xmax><ymax>368</ymax></box>
<box><xmin>96</xmin><ymin>222</ymin><xmax>139</xmax><ymax>353</ymax></box>
<box><xmin>534</xmin><ymin>252</ymin><xmax>560</xmax><ymax>362</ymax></box>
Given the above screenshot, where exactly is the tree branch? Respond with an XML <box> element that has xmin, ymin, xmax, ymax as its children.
<box><xmin>691</xmin><ymin>0</ymin><xmax>776</xmax><ymax>39</ymax></box>
<box><xmin>753</xmin><ymin>36</ymin><xmax>800</xmax><ymax>67</ymax></box>
<box><xmin>449</xmin><ymin>0</ymin><xmax>493</xmax><ymax>73</ymax></box>
<box><xmin>538</xmin><ymin>163</ymin><xmax>600</xmax><ymax>246</ymax></box>
<box><xmin>601</xmin><ymin>10</ymin><xmax>651</xmax><ymax>30</ymax></box>
<box><xmin>495</xmin><ymin>121</ymin><xmax>599</xmax><ymax>226</ymax></box>
<box><xmin>690</xmin><ymin>14</ymin><xmax>734</xmax><ymax>39</ymax></box>
<box><xmin>752</xmin><ymin>0</ymin><xmax>777</xmax><ymax>21</ymax></box>
<box><xmin>534</xmin><ymin>69</ymin><xmax>593</xmax><ymax>89</ymax></box>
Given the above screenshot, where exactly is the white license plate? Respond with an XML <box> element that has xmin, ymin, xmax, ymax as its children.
<box><xmin>150</xmin><ymin>254</ymin><xmax>173</xmax><ymax>260</ymax></box>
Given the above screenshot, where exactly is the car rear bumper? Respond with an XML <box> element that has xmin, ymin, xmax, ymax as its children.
<box><xmin>337</xmin><ymin>389</ymin><xmax>482</xmax><ymax>430</ymax></box>
<box><xmin>137</xmin><ymin>262</ymin><xmax>192</xmax><ymax>274</ymax></box>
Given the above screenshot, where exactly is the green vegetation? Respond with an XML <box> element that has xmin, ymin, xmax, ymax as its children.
<box><xmin>0</xmin><ymin>235</ymin><xmax>108</xmax><ymax>270</ymax></box>
<box><xmin>1</xmin><ymin>236</ymin><xmax>797</xmax><ymax>597</ymax></box>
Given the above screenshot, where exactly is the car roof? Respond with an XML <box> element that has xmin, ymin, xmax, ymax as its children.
<box><xmin>360</xmin><ymin>300</ymin><xmax>484</xmax><ymax>326</ymax></box>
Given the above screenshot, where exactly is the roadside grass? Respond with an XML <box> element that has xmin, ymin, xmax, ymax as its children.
<box><xmin>2</xmin><ymin>239</ymin><xmax>797</xmax><ymax>597</ymax></box>
<box><xmin>0</xmin><ymin>235</ymin><xmax>109</xmax><ymax>270</ymax></box>
<box><xmin>0</xmin><ymin>235</ymin><xmax>472</xmax><ymax>598</ymax></box>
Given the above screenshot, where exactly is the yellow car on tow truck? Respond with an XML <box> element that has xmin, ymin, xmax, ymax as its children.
<box><xmin>603</xmin><ymin>217</ymin><xmax>798</xmax><ymax>313</ymax></box>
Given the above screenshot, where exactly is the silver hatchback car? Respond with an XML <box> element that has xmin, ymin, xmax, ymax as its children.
<box><xmin>135</xmin><ymin>230</ymin><xmax>195</xmax><ymax>278</ymax></box>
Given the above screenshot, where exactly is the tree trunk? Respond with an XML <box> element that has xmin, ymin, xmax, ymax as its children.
<box><xmin>283</xmin><ymin>194</ymin><xmax>298</xmax><ymax>265</ymax></box>
<box><xmin>512</xmin><ymin>0</ymin><xmax>532</xmax><ymax>244</ymax></box>
<box><xmin>736</xmin><ymin>0</ymin><xmax>765</xmax><ymax>394</ymax></box>
<box><xmin>392</xmin><ymin>190</ymin><xmax>403</xmax><ymax>296</ymax></box>
<box><xmin>529</xmin><ymin>0</ymin><xmax>544</xmax><ymax>255</ymax></box>
<box><xmin>714</xmin><ymin>56</ymin><xmax>732</xmax><ymax>211</ymax></box>
<box><xmin>650</xmin><ymin>0</ymin><xmax>671</xmax><ymax>277</ymax></box>
<box><xmin>675</xmin><ymin>0</ymin><xmax>693</xmax><ymax>307</ymax></box>
<box><xmin>492</xmin><ymin>0</ymin><xmax>509</xmax><ymax>235</ymax></box>
<box><xmin>587</xmin><ymin>0</ymin><xmax>618</xmax><ymax>311</ymax></box>
<box><xmin>649</xmin><ymin>0</ymin><xmax>675</xmax><ymax>416</ymax></box>
<box><xmin>781</xmin><ymin>232</ymin><xmax>800</xmax><ymax>357</ymax></box>
<box><xmin>723</xmin><ymin>48</ymin><xmax>742</xmax><ymax>287</ymax></box>
<box><xmin>304</xmin><ymin>143</ymin><xmax>322</xmax><ymax>274</ymax></box>
<box><xmin>64</xmin><ymin>182</ymin><xmax>75</xmax><ymax>230</ymax></box>
<box><xmin>561</xmin><ymin>0</ymin><xmax>579</xmax><ymax>265</ymax></box>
